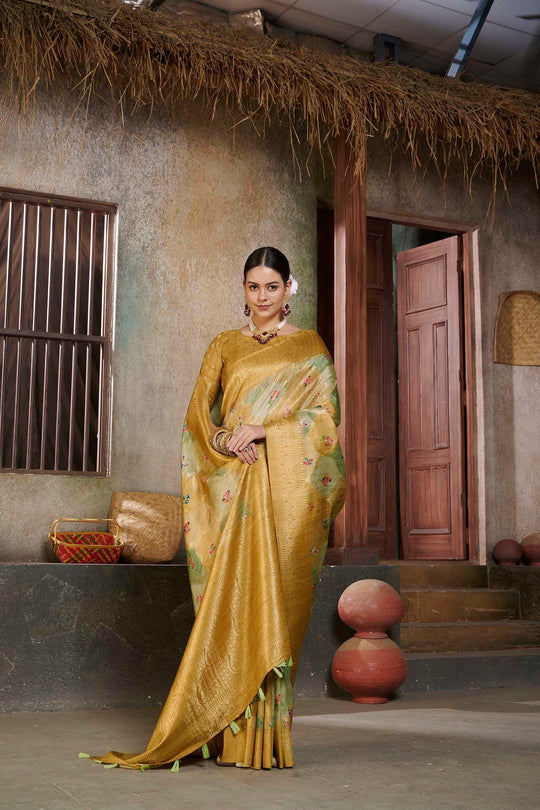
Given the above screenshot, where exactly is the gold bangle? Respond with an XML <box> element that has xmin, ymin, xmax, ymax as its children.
<box><xmin>210</xmin><ymin>428</ymin><xmax>236</xmax><ymax>457</ymax></box>
<box><xmin>219</xmin><ymin>432</ymin><xmax>236</xmax><ymax>457</ymax></box>
<box><xmin>209</xmin><ymin>428</ymin><xmax>225</xmax><ymax>452</ymax></box>
<box><xmin>220</xmin><ymin>431</ymin><xmax>236</xmax><ymax>457</ymax></box>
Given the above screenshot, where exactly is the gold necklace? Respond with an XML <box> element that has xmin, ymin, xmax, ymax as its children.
<box><xmin>248</xmin><ymin>316</ymin><xmax>287</xmax><ymax>344</ymax></box>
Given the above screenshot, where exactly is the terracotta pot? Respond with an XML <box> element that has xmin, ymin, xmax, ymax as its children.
<box><xmin>332</xmin><ymin>636</ymin><xmax>408</xmax><ymax>704</ymax></box>
<box><xmin>521</xmin><ymin>533</ymin><xmax>540</xmax><ymax>566</ymax></box>
<box><xmin>332</xmin><ymin>579</ymin><xmax>407</xmax><ymax>703</ymax></box>
<box><xmin>337</xmin><ymin>579</ymin><xmax>403</xmax><ymax>636</ymax></box>
<box><xmin>492</xmin><ymin>538</ymin><xmax>522</xmax><ymax>565</ymax></box>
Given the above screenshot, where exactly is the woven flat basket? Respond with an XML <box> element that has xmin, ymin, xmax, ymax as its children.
<box><xmin>109</xmin><ymin>491</ymin><xmax>182</xmax><ymax>563</ymax></box>
<box><xmin>49</xmin><ymin>518</ymin><xmax>123</xmax><ymax>564</ymax></box>
<box><xmin>494</xmin><ymin>290</ymin><xmax>540</xmax><ymax>366</ymax></box>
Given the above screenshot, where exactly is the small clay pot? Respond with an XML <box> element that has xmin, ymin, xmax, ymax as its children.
<box><xmin>337</xmin><ymin>579</ymin><xmax>403</xmax><ymax>636</ymax></box>
<box><xmin>521</xmin><ymin>533</ymin><xmax>540</xmax><ymax>566</ymax></box>
<box><xmin>332</xmin><ymin>636</ymin><xmax>408</xmax><ymax>704</ymax></box>
<box><xmin>492</xmin><ymin>538</ymin><xmax>522</xmax><ymax>566</ymax></box>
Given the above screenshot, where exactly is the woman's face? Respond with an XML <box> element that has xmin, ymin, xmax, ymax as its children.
<box><xmin>244</xmin><ymin>265</ymin><xmax>291</xmax><ymax>321</ymax></box>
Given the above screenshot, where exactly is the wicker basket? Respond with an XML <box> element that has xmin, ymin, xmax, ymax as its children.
<box><xmin>109</xmin><ymin>491</ymin><xmax>182</xmax><ymax>563</ymax></box>
<box><xmin>49</xmin><ymin>518</ymin><xmax>124</xmax><ymax>564</ymax></box>
<box><xmin>494</xmin><ymin>290</ymin><xmax>540</xmax><ymax>366</ymax></box>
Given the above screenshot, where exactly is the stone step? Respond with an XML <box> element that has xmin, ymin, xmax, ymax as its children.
<box><xmin>401</xmin><ymin>648</ymin><xmax>540</xmax><ymax>693</ymax></box>
<box><xmin>397</xmin><ymin>562</ymin><xmax>488</xmax><ymax>590</ymax></box>
<box><xmin>401</xmin><ymin>620</ymin><xmax>540</xmax><ymax>653</ymax></box>
<box><xmin>402</xmin><ymin>588</ymin><xmax>519</xmax><ymax>623</ymax></box>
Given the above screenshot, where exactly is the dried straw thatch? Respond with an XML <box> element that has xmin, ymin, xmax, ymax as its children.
<box><xmin>1</xmin><ymin>0</ymin><xmax>539</xmax><ymax>186</ymax></box>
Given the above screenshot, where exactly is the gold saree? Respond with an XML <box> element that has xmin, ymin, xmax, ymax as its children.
<box><xmin>92</xmin><ymin>328</ymin><xmax>346</xmax><ymax>770</ymax></box>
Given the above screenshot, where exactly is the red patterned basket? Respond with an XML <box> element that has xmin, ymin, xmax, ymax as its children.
<box><xmin>49</xmin><ymin>518</ymin><xmax>124</xmax><ymax>564</ymax></box>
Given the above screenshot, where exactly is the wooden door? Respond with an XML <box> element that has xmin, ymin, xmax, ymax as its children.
<box><xmin>316</xmin><ymin>206</ymin><xmax>335</xmax><ymax>358</ymax></box>
<box><xmin>327</xmin><ymin>133</ymin><xmax>371</xmax><ymax>561</ymax></box>
<box><xmin>366</xmin><ymin>219</ymin><xmax>396</xmax><ymax>558</ymax></box>
<box><xmin>397</xmin><ymin>236</ymin><xmax>466</xmax><ymax>560</ymax></box>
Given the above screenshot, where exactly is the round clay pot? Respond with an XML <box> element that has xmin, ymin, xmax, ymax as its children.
<box><xmin>337</xmin><ymin>579</ymin><xmax>403</xmax><ymax>637</ymax></box>
<box><xmin>521</xmin><ymin>533</ymin><xmax>540</xmax><ymax>566</ymax></box>
<box><xmin>332</xmin><ymin>636</ymin><xmax>408</xmax><ymax>704</ymax></box>
<box><xmin>492</xmin><ymin>538</ymin><xmax>522</xmax><ymax>565</ymax></box>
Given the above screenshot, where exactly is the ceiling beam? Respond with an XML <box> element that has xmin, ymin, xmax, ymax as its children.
<box><xmin>446</xmin><ymin>0</ymin><xmax>495</xmax><ymax>78</ymax></box>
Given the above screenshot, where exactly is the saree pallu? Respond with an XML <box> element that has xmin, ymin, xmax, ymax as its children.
<box><xmin>91</xmin><ymin>329</ymin><xmax>346</xmax><ymax>770</ymax></box>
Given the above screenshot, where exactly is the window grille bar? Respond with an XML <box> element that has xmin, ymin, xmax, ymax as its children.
<box><xmin>31</xmin><ymin>206</ymin><xmax>40</xmax><ymax>330</ymax></box>
<box><xmin>83</xmin><ymin>343</ymin><xmax>91</xmax><ymax>472</ymax></box>
<box><xmin>82</xmin><ymin>213</ymin><xmax>95</xmax><ymax>471</ymax></box>
<box><xmin>26</xmin><ymin>205</ymin><xmax>41</xmax><ymax>467</ymax></box>
<box><xmin>11</xmin><ymin>204</ymin><xmax>28</xmax><ymax>467</ymax></box>
<box><xmin>96</xmin><ymin>214</ymin><xmax>109</xmax><ymax>467</ymax></box>
<box><xmin>40</xmin><ymin>339</ymin><xmax>49</xmax><ymax>470</ymax></box>
<box><xmin>26</xmin><ymin>338</ymin><xmax>37</xmax><ymax>468</ymax></box>
<box><xmin>68</xmin><ymin>210</ymin><xmax>81</xmax><ymax>470</ymax></box>
<box><xmin>0</xmin><ymin>336</ymin><xmax>6</xmax><ymax>466</ymax></box>
<box><xmin>96</xmin><ymin>344</ymin><xmax>103</xmax><ymax>468</ymax></box>
<box><xmin>54</xmin><ymin>340</ymin><xmax>63</xmax><ymax>471</ymax></box>
<box><xmin>68</xmin><ymin>338</ymin><xmax>75</xmax><ymax>471</ymax></box>
<box><xmin>3</xmin><ymin>201</ymin><xmax>13</xmax><ymax>329</ymax></box>
<box><xmin>54</xmin><ymin>210</ymin><xmax>69</xmax><ymax>470</ymax></box>
<box><xmin>0</xmin><ymin>202</ymin><xmax>13</xmax><ymax>465</ymax></box>
<box><xmin>40</xmin><ymin>207</ymin><xmax>55</xmax><ymax>470</ymax></box>
<box><xmin>87</xmin><ymin>213</ymin><xmax>95</xmax><ymax>335</ymax></box>
<box><xmin>59</xmin><ymin>208</ymin><xmax>68</xmax><ymax>333</ymax></box>
<box><xmin>17</xmin><ymin>203</ymin><xmax>27</xmax><ymax>330</ymax></box>
<box><xmin>45</xmin><ymin>207</ymin><xmax>54</xmax><ymax>332</ymax></box>
<box><xmin>11</xmin><ymin>337</ymin><xmax>21</xmax><ymax>467</ymax></box>
<box><xmin>101</xmin><ymin>215</ymin><xmax>108</xmax><ymax>337</ymax></box>
<box><xmin>73</xmin><ymin>210</ymin><xmax>81</xmax><ymax>336</ymax></box>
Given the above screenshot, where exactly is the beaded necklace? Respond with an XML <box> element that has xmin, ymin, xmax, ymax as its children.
<box><xmin>248</xmin><ymin>316</ymin><xmax>287</xmax><ymax>344</ymax></box>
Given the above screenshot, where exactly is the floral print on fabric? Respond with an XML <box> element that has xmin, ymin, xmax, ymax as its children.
<box><xmin>181</xmin><ymin>333</ymin><xmax>346</xmax><ymax>619</ymax></box>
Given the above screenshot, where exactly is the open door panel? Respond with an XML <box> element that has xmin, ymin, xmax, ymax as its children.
<box><xmin>397</xmin><ymin>236</ymin><xmax>466</xmax><ymax>560</ymax></box>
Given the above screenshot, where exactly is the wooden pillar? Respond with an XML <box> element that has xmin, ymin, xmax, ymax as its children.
<box><xmin>325</xmin><ymin>132</ymin><xmax>377</xmax><ymax>565</ymax></box>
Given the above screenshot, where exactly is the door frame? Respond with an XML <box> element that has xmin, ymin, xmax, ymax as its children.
<box><xmin>364</xmin><ymin>209</ymin><xmax>485</xmax><ymax>563</ymax></box>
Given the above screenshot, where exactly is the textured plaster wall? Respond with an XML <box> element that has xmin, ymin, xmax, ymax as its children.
<box><xmin>1</xmin><ymin>88</ymin><xmax>538</xmax><ymax>561</ymax></box>
<box><xmin>0</xmin><ymin>91</ymin><xmax>319</xmax><ymax>561</ymax></box>
<box><xmin>364</xmin><ymin>140</ymin><xmax>540</xmax><ymax>557</ymax></box>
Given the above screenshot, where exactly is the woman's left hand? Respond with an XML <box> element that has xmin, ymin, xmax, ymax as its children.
<box><xmin>227</xmin><ymin>424</ymin><xmax>266</xmax><ymax>455</ymax></box>
<box><xmin>236</xmin><ymin>443</ymin><xmax>258</xmax><ymax>465</ymax></box>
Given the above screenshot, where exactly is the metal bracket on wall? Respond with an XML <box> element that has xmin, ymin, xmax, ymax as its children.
<box><xmin>373</xmin><ymin>33</ymin><xmax>401</xmax><ymax>63</ymax></box>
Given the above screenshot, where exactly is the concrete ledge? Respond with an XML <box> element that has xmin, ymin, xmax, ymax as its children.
<box><xmin>401</xmin><ymin>619</ymin><xmax>540</xmax><ymax>653</ymax></box>
<box><xmin>488</xmin><ymin>565</ymin><xmax>540</xmax><ymax>620</ymax></box>
<box><xmin>0</xmin><ymin>562</ymin><xmax>399</xmax><ymax>712</ymax></box>
<box><xmin>402</xmin><ymin>648</ymin><xmax>540</xmax><ymax>692</ymax></box>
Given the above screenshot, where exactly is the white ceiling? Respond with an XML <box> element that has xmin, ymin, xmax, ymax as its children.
<box><xmin>192</xmin><ymin>0</ymin><xmax>540</xmax><ymax>90</ymax></box>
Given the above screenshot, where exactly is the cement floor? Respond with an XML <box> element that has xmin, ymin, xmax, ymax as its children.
<box><xmin>3</xmin><ymin>687</ymin><xmax>540</xmax><ymax>810</ymax></box>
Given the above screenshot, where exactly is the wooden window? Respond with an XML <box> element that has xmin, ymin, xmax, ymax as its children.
<box><xmin>0</xmin><ymin>188</ymin><xmax>116</xmax><ymax>475</ymax></box>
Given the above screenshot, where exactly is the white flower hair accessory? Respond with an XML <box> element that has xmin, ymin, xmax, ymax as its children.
<box><xmin>288</xmin><ymin>275</ymin><xmax>299</xmax><ymax>295</ymax></box>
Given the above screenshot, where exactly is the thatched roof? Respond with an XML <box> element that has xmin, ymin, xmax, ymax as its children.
<box><xmin>1</xmin><ymin>0</ymin><xmax>539</xmax><ymax>186</ymax></box>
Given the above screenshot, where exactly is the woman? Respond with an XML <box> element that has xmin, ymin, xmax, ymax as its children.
<box><xmin>89</xmin><ymin>247</ymin><xmax>346</xmax><ymax>771</ymax></box>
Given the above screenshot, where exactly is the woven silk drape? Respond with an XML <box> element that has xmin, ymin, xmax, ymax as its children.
<box><xmin>92</xmin><ymin>329</ymin><xmax>346</xmax><ymax>770</ymax></box>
